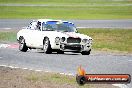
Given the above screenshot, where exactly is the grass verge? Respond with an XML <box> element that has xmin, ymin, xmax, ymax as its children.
<box><xmin>0</xmin><ymin>0</ymin><xmax>132</xmax><ymax>19</ymax></box>
<box><xmin>0</xmin><ymin>0</ymin><xmax>131</xmax><ymax>5</ymax></box>
<box><xmin>0</xmin><ymin>30</ymin><xmax>18</xmax><ymax>43</ymax></box>
<box><xmin>0</xmin><ymin>6</ymin><xmax>132</xmax><ymax>19</ymax></box>
<box><xmin>0</xmin><ymin>66</ymin><xmax>117</xmax><ymax>88</ymax></box>
<box><xmin>78</xmin><ymin>29</ymin><xmax>132</xmax><ymax>53</ymax></box>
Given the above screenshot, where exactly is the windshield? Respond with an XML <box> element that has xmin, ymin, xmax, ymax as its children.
<box><xmin>42</xmin><ymin>21</ymin><xmax>77</xmax><ymax>32</ymax></box>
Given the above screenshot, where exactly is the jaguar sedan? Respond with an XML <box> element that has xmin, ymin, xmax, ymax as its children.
<box><xmin>17</xmin><ymin>19</ymin><xmax>92</xmax><ymax>55</ymax></box>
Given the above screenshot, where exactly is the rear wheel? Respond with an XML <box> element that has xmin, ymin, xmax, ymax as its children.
<box><xmin>43</xmin><ymin>37</ymin><xmax>52</xmax><ymax>54</ymax></box>
<box><xmin>19</xmin><ymin>37</ymin><xmax>28</xmax><ymax>52</ymax></box>
<box><xmin>81</xmin><ymin>49</ymin><xmax>91</xmax><ymax>55</ymax></box>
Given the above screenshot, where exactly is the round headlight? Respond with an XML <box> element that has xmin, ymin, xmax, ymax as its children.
<box><xmin>61</xmin><ymin>37</ymin><xmax>65</xmax><ymax>42</ymax></box>
<box><xmin>82</xmin><ymin>39</ymin><xmax>88</xmax><ymax>44</ymax></box>
<box><xmin>89</xmin><ymin>39</ymin><xmax>92</xmax><ymax>44</ymax></box>
<box><xmin>82</xmin><ymin>39</ymin><xmax>91</xmax><ymax>44</ymax></box>
<box><xmin>55</xmin><ymin>37</ymin><xmax>60</xmax><ymax>44</ymax></box>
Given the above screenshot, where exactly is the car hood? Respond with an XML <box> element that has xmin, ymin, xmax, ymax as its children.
<box><xmin>63</xmin><ymin>32</ymin><xmax>92</xmax><ymax>39</ymax></box>
<box><xmin>43</xmin><ymin>31</ymin><xmax>92</xmax><ymax>40</ymax></box>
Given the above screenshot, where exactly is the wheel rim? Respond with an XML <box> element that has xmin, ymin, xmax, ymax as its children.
<box><xmin>19</xmin><ymin>39</ymin><xmax>24</xmax><ymax>50</ymax></box>
<box><xmin>43</xmin><ymin>38</ymin><xmax>49</xmax><ymax>52</ymax></box>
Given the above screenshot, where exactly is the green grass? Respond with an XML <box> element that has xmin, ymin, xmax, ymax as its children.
<box><xmin>0</xmin><ymin>5</ymin><xmax>132</xmax><ymax>19</ymax></box>
<box><xmin>0</xmin><ymin>30</ymin><xmax>17</xmax><ymax>42</ymax></box>
<box><xmin>26</xmin><ymin>72</ymin><xmax>90</xmax><ymax>88</ymax></box>
<box><xmin>0</xmin><ymin>0</ymin><xmax>131</xmax><ymax>4</ymax></box>
<box><xmin>27</xmin><ymin>73</ymin><xmax>74</xmax><ymax>84</ymax></box>
<box><xmin>78</xmin><ymin>29</ymin><xmax>132</xmax><ymax>53</ymax></box>
<box><xmin>0</xmin><ymin>0</ymin><xmax>132</xmax><ymax>19</ymax></box>
<box><xmin>25</xmin><ymin>71</ymin><xmax>119</xmax><ymax>88</ymax></box>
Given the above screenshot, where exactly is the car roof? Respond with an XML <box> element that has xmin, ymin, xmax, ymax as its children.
<box><xmin>37</xmin><ymin>19</ymin><xmax>60</xmax><ymax>22</ymax></box>
<box><xmin>36</xmin><ymin>19</ymin><xmax>74</xmax><ymax>24</ymax></box>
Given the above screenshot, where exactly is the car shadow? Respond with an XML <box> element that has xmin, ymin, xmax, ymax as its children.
<box><xmin>37</xmin><ymin>51</ymin><xmax>80</xmax><ymax>55</ymax></box>
<box><xmin>50</xmin><ymin>52</ymin><xmax>80</xmax><ymax>55</ymax></box>
<box><xmin>30</xmin><ymin>49</ymin><xmax>80</xmax><ymax>55</ymax></box>
<box><xmin>63</xmin><ymin>52</ymin><xmax>80</xmax><ymax>55</ymax></box>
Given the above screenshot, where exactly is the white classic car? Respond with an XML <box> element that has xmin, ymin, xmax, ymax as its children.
<box><xmin>17</xmin><ymin>19</ymin><xmax>92</xmax><ymax>55</ymax></box>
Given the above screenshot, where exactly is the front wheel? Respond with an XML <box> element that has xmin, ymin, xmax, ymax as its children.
<box><xmin>81</xmin><ymin>49</ymin><xmax>91</xmax><ymax>55</ymax></box>
<box><xmin>43</xmin><ymin>38</ymin><xmax>52</xmax><ymax>54</ymax></box>
<box><xmin>19</xmin><ymin>37</ymin><xmax>28</xmax><ymax>52</ymax></box>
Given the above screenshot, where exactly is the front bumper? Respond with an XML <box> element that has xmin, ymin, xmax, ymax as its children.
<box><xmin>60</xmin><ymin>43</ymin><xmax>91</xmax><ymax>52</ymax></box>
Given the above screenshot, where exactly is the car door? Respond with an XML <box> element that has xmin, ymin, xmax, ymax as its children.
<box><xmin>25</xmin><ymin>21</ymin><xmax>38</xmax><ymax>47</ymax></box>
<box><xmin>29</xmin><ymin>21</ymin><xmax>44</xmax><ymax>48</ymax></box>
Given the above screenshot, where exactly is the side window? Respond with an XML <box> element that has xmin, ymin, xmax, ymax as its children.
<box><xmin>42</xmin><ymin>22</ymin><xmax>46</xmax><ymax>31</ymax></box>
<box><xmin>27</xmin><ymin>22</ymin><xmax>32</xmax><ymax>29</ymax></box>
<box><xmin>28</xmin><ymin>21</ymin><xmax>37</xmax><ymax>30</ymax></box>
<box><xmin>36</xmin><ymin>21</ymin><xmax>41</xmax><ymax>31</ymax></box>
<box><xmin>42</xmin><ymin>22</ymin><xmax>57</xmax><ymax>31</ymax></box>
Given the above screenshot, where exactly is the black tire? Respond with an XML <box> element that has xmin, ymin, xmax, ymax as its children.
<box><xmin>57</xmin><ymin>50</ymin><xmax>64</xmax><ymax>54</ymax></box>
<box><xmin>81</xmin><ymin>49</ymin><xmax>91</xmax><ymax>55</ymax></box>
<box><xmin>43</xmin><ymin>37</ymin><xmax>52</xmax><ymax>54</ymax></box>
<box><xmin>19</xmin><ymin>37</ymin><xmax>28</xmax><ymax>52</ymax></box>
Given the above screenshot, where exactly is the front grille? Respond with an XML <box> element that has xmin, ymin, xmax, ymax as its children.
<box><xmin>67</xmin><ymin>37</ymin><xmax>81</xmax><ymax>43</ymax></box>
<box><xmin>65</xmin><ymin>45</ymin><xmax>81</xmax><ymax>51</ymax></box>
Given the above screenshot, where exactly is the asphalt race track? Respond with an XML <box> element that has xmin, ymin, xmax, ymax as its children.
<box><xmin>0</xmin><ymin>47</ymin><xmax>132</xmax><ymax>75</ymax></box>
<box><xmin>0</xmin><ymin>46</ymin><xmax>132</xmax><ymax>87</ymax></box>
<box><xmin>0</xmin><ymin>19</ymin><xmax>132</xmax><ymax>29</ymax></box>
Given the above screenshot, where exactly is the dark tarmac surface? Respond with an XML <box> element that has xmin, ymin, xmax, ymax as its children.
<box><xmin>0</xmin><ymin>19</ymin><xmax>132</xmax><ymax>29</ymax></box>
<box><xmin>0</xmin><ymin>45</ymin><xmax>132</xmax><ymax>87</ymax></box>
